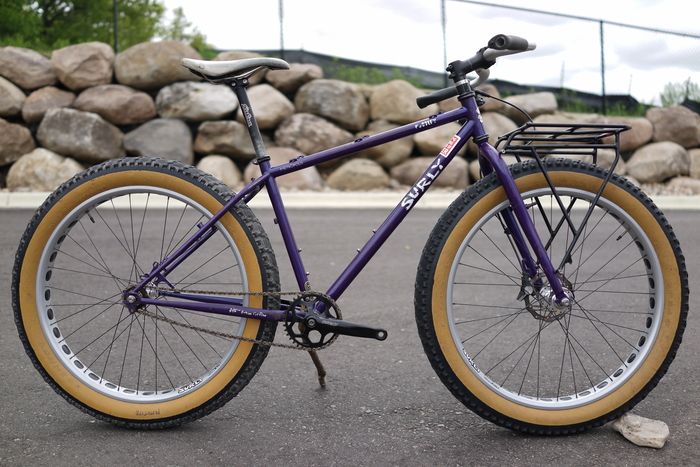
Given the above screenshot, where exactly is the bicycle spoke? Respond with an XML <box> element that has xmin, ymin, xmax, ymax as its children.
<box><xmin>78</xmin><ymin>309</ymin><xmax>135</xmax><ymax>363</ymax></box>
<box><xmin>458</xmin><ymin>262</ymin><xmax>520</xmax><ymax>280</ymax></box>
<box><xmin>172</xmin><ymin>246</ymin><xmax>233</xmax><ymax>287</ymax></box>
<box><xmin>478</xmin><ymin>227</ymin><xmax>522</xmax><ymax>275</ymax></box>
<box><xmin>178</xmin><ymin>265</ymin><xmax>239</xmax><ymax>291</ymax></box>
<box><xmin>164</xmin><ymin>204</ymin><xmax>190</xmax><ymax>259</ymax></box>
<box><xmin>446</xmin><ymin>179</ymin><xmax>667</xmax><ymax>406</ymax></box>
<box><xmin>461</xmin><ymin>308</ymin><xmax>527</xmax><ymax>344</ymax></box>
<box><xmin>93</xmin><ymin>206</ymin><xmax>146</xmax><ymax>277</ymax></box>
<box><xmin>160</xmin><ymin>196</ymin><xmax>171</xmax><ymax>262</ymax></box>
<box><xmin>467</xmin><ymin>245</ymin><xmax>521</xmax><ymax>287</ymax></box>
<box><xmin>54</xmin><ymin>292</ymin><xmax>123</xmax><ymax>323</ymax></box>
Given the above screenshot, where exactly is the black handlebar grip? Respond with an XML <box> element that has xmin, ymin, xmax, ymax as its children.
<box><xmin>416</xmin><ymin>86</ymin><xmax>459</xmax><ymax>109</ymax></box>
<box><xmin>487</xmin><ymin>34</ymin><xmax>529</xmax><ymax>51</ymax></box>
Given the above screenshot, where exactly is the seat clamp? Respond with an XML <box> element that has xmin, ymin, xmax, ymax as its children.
<box><xmin>252</xmin><ymin>155</ymin><xmax>271</xmax><ymax>165</ymax></box>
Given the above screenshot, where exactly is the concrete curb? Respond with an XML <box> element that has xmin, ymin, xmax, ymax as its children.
<box><xmin>1</xmin><ymin>191</ymin><xmax>699</xmax><ymax>210</ymax></box>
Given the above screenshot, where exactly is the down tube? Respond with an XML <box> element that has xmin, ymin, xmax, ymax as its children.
<box><xmin>326</xmin><ymin>120</ymin><xmax>475</xmax><ymax>300</ymax></box>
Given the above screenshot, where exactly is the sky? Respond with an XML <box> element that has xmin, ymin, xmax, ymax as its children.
<box><xmin>162</xmin><ymin>0</ymin><xmax>700</xmax><ymax>105</ymax></box>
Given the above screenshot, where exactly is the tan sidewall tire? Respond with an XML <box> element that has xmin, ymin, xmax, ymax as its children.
<box><xmin>18</xmin><ymin>169</ymin><xmax>264</xmax><ymax>422</ymax></box>
<box><xmin>431</xmin><ymin>170</ymin><xmax>682</xmax><ymax>427</ymax></box>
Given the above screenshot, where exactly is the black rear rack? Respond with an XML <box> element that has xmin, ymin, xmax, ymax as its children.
<box><xmin>497</xmin><ymin>122</ymin><xmax>630</xmax><ymax>161</ymax></box>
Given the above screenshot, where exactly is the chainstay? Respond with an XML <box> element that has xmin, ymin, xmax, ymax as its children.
<box><xmin>135</xmin><ymin>306</ymin><xmax>309</xmax><ymax>350</ymax></box>
<box><xmin>144</xmin><ymin>287</ymin><xmax>325</xmax><ymax>351</ymax></box>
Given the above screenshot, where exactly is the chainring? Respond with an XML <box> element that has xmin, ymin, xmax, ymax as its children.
<box><xmin>284</xmin><ymin>291</ymin><xmax>342</xmax><ymax>349</ymax></box>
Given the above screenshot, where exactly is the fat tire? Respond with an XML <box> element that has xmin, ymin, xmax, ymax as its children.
<box><xmin>414</xmin><ymin>158</ymin><xmax>688</xmax><ymax>434</ymax></box>
<box><xmin>12</xmin><ymin>157</ymin><xmax>280</xmax><ymax>429</ymax></box>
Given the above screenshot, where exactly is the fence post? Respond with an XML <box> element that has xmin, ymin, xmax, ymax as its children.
<box><xmin>599</xmin><ymin>20</ymin><xmax>607</xmax><ymax>115</ymax></box>
<box><xmin>112</xmin><ymin>0</ymin><xmax>119</xmax><ymax>53</ymax></box>
<box><xmin>441</xmin><ymin>0</ymin><xmax>448</xmax><ymax>87</ymax></box>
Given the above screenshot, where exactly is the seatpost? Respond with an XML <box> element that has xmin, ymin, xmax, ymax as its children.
<box><xmin>231</xmin><ymin>79</ymin><xmax>271</xmax><ymax>170</ymax></box>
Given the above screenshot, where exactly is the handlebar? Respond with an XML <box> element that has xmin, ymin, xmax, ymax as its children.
<box><xmin>415</xmin><ymin>34</ymin><xmax>535</xmax><ymax>109</ymax></box>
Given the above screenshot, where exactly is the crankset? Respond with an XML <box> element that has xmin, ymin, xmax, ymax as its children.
<box><xmin>285</xmin><ymin>292</ymin><xmax>388</xmax><ymax>349</ymax></box>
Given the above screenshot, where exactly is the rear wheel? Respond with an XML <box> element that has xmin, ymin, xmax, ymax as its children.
<box><xmin>415</xmin><ymin>159</ymin><xmax>687</xmax><ymax>434</ymax></box>
<box><xmin>13</xmin><ymin>157</ymin><xmax>279</xmax><ymax>428</ymax></box>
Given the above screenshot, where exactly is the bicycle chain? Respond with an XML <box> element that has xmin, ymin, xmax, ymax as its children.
<box><xmin>135</xmin><ymin>288</ymin><xmax>322</xmax><ymax>351</ymax></box>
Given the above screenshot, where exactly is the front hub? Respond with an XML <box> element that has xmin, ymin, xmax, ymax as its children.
<box><xmin>524</xmin><ymin>273</ymin><xmax>574</xmax><ymax>322</ymax></box>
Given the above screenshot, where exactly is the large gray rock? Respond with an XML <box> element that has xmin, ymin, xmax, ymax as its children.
<box><xmin>646</xmin><ymin>106</ymin><xmax>700</xmax><ymax>148</ymax></box>
<box><xmin>533</xmin><ymin>111</ymin><xmax>599</xmax><ymax>125</ymax></box>
<box><xmin>327</xmin><ymin>158</ymin><xmax>390</xmax><ymax>190</ymax></box>
<box><xmin>354</xmin><ymin>120</ymin><xmax>413</xmax><ymax>169</ymax></box>
<box><xmin>370</xmin><ymin>80</ymin><xmax>439</xmax><ymax>124</ymax></box>
<box><xmin>466</xmin><ymin>112</ymin><xmax>519</xmax><ymax>156</ymax></box>
<box><xmin>0</xmin><ymin>76</ymin><xmax>25</xmax><ymax>117</ymax></box>
<box><xmin>243</xmin><ymin>147</ymin><xmax>324</xmax><ymax>190</ymax></box>
<box><xmin>438</xmin><ymin>83</ymin><xmax>504</xmax><ymax>113</ymax></box>
<box><xmin>235</xmin><ymin>84</ymin><xmax>294</xmax><ymax>129</ymax></box>
<box><xmin>612</xmin><ymin>413</ymin><xmax>670</xmax><ymax>449</ymax></box>
<box><xmin>115</xmin><ymin>40</ymin><xmax>201</xmax><ymax>90</ymax></box>
<box><xmin>468</xmin><ymin>155</ymin><xmax>521</xmax><ymax>181</ymax></box>
<box><xmin>21</xmin><ymin>86</ymin><xmax>75</xmax><ymax>124</ymax></box>
<box><xmin>503</xmin><ymin>92</ymin><xmax>558</xmax><ymax>125</ymax></box>
<box><xmin>667</xmin><ymin>176</ymin><xmax>700</xmax><ymax>195</ymax></box>
<box><xmin>356</xmin><ymin>83</ymin><xmax>377</xmax><ymax>100</ymax></box>
<box><xmin>266</xmin><ymin>63</ymin><xmax>323</xmax><ymax>94</ymax></box>
<box><xmin>275</xmin><ymin>113</ymin><xmax>353</xmax><ymax>158</ymax></box>
<box><xmin>626</xmin><ymin>141</ymin><xmax>689</xmax><ymax>183</ymax></box>
<box><xmin>295</xmin><ymin>79</ymin><xmax>369</xmax><ymax>131</ymax></box>
<box><xmin>196</xmin><ymin>155</ymin><xmax>242</xmax><ymax>188</ymax></box>
<box><xmin>689</xmin><ymin>148</ymin><xmax>700</xmax><ymax>179</ymax></box>
<box><xmin>391</xmin><ymin>156</ymin><xmax>468</xmax><ymax>189</ymax></box>
<box><xmin>194</xmin><ymin>120</ymin><xmax>255</xmax><ymax>161</ymax></box>
<box><xmin>73</xmin><ymin>84</ymin><xmax>156</xmax><ymax>125</ymax></box>
<box><xmin>0</xmin><ymin>118</ymin><xmax>35</xmax><ymax>166</ymax></box>
<box><xmin>215</xmin><ymin>51</ymin><xmax>267</xmax><ymax>85</ymax></box>
<box><xmin>6</xmin><ymin>148</ymin><xmax>83</xmax><ymax>192</ymax></box>
<box><xmin>598</xmin><ymin>116</ymin><xmax>653</xmax><ymax>152</ymax></box>
<box><xmin>568</xmin><ymin>148</ymin><xmax>626</xmax><ymax>175</ymax></box>
<box><xmin>51</xmin><ymin>42</ymin><xmax>114</xmax><ymax>91</ymax></box>
<box><xmin>38</xmin><ymin>108</ymin><xmax>123</xmax><ymax>162</ymax></box>
<box><xmin>156</xmin><ymin>82</ymin><xmax>238</xmax><ymax>121</ymax></box>
<box><xmin>124</xmin><ymin>118</ymin><xmax>193</xmax><ymax>164</ymax></box>
<box><xmin>0</xmin><ymin>46</ymin><xmax>56</xmax><ymax>90</ymax></box>
<box><xmin>414</xmin><ymin>122</ymin><xmax>464</xmax><ymax>156</ymax></box>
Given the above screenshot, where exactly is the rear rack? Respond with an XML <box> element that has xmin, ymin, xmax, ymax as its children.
<box><xmin>496</xmin><ymin>122</ymin><xmax>630</xmax><ymax>162</ymax></box>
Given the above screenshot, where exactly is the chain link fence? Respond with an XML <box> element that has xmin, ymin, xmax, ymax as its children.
<box><xmin>244</xmin><ymin>0</ymin><xmax>700</xmax><ymax>114</ymax></box>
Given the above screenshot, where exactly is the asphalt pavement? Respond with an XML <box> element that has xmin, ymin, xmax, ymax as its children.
<box><xmin>1</xmin><ymin>207</ymin><xmax>698</xmax><ymax>466</ymax></box>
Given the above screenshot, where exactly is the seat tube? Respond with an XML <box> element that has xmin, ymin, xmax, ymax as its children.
<box><xmin>230</xmin><ymin>79</ymin><xmax>309</xmax><ymax>290</ymax></box>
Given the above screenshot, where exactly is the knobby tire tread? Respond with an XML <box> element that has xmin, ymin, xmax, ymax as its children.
<box><xmin>414</xmin><ymin>158</ymin><xmax>688</xmax><ymax>435</ymax></box>
<box><xmin>12</xmin><ymin>157</ymin><xmax>281</xmax><ymax>429</ymax></box>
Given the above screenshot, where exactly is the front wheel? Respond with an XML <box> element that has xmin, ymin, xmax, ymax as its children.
<box><xmin>415</xmin><ymin>159</ymin><xmax>687</xmax><ymax>434</ymax></box>
<box><xmin>12</xmin><ymin>157</ymin><xmax>280</xmax><ymax>428</ymax></box>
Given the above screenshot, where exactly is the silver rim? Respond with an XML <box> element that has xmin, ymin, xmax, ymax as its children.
<box><xmin>446</xmin><ymin>187</ymin><xmax>662</xmax><ymax>410</ymax></box>
<box><xmin>37</xmin><ymin>187</ymin><xmax>249</xmax><ymax>403</ymax></box>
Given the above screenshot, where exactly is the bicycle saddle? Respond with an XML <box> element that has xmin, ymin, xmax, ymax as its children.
<box><xmin>182</xmin><ymin>57</ymin><xmax>290</xmax><ymax>80</ymax></box>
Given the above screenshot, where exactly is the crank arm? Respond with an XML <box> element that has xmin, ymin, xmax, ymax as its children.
<box><xmin>307</xmin><ymin>316</ymin><xmax>388</xmax><ymax>341</ymax></box>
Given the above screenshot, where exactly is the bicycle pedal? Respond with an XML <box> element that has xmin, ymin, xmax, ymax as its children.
<box><xmin>307</xmin><ymin>316</ymin><xmax>388</xmax><ymax>341</ymax></box>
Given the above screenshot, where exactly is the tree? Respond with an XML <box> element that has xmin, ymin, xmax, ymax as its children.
<box><xmin>0</xmin><ymin>1</ymin><xmax>165</xmax><ymax>51</ymax></box>
<box><xmin>159</xmin><ymin>6</ymin><xmax>214</xmax><ymax>58</ymax></box>
<box><xmin>660</xmin><ymin>78</ymin><xmax>700</xmax><ymax>107</ymax></box>
<box><xmin>0</xmin><ymin>1</ymin><xmax>41</xmax><ymax>48</ymax></box>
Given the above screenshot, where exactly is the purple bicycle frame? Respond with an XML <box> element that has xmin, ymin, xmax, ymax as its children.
<box><xmin>133</xmin><ymin>91</ymin><xmax>566</xmax><ymax>319</ymax></box>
